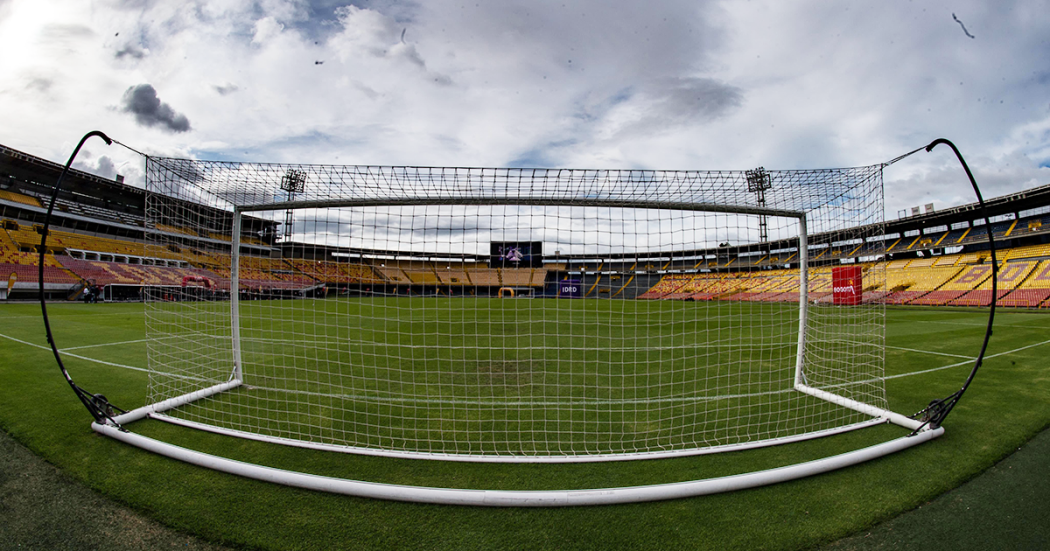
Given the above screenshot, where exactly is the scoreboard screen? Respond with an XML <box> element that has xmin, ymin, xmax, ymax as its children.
<box><xmin>490</xmin><ymin>241</ymin><xmax>543</xmax><ymax>268</ymax></box>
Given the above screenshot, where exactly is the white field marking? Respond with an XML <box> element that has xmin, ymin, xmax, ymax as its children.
<box><xmin>882</xmin><ymin>336</ymin><xmax>1050</xmax><ymax>380</ymax></box>
<box><xmin>61</xmin><ymin>338</ymin><xmax>150</xmax><ymax>350</ymax></box>
<box><xmin>238</xmin><ymin>335</ymin><xmax>800</xmax><ymax>353</ymax></box>
<box><xmin>0</xmin><ymin>311</ymin><xmax>146</xmax><ymax>320</ymax></box>
<box><xmin>895</xmin><ymin>319</ymin><xmax>1046</xmax><ymax>329</ymax></box>
<box><xmin>241</xmin><ymin>381</ymin><xmax>800</xmax><ymax>407</ymax></box>
<box><xmin>1</xmin><ymin>331</ymin><xmax>216</xmax><ymax>384</ymax></box>
<box><xmin>0</xmin><ymin>332</ymin><xmax>150</xmax><ymax>373</ymax></box>
<box><xmin>241</xmin><ymin>337</ymin><xmax>1050</xmax><ymax>406</ymax></box>
<box><xmin>6</xmin><ymin>330</ymin><xmax>1048</xmax><ymax>407</ymax></box>
<box><xmin>884</xmin><ymin>345</ymin><xmax>974</xmax><ymax>359</ymax></box>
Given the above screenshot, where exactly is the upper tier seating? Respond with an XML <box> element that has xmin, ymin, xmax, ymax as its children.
<box><xmin>0</xmin><ymin>190</ymin><xmax>42</xmax><ymax>208</ymax></box>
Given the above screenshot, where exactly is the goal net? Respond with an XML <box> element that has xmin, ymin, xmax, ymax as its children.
<box><xmin>137</xmin><ymin>161</ymin><xmax>896</xmax><ymax>465</ymax></box>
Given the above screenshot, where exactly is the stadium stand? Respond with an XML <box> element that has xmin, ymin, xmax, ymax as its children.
<box><xmin>0</xmin><ymin>263</ymin><xmax>80</xmax><ymax>287</ymax></box>
<box><xmin>0</xmin><ymin>222</ymin><xmax>19</xmax><ymax>252</ymax></box>
<box><xmin>5</xmin><ymin>141</ymin><xmax>1050</xmax><ymax>306</ymax></box>
<box><xmin>1000</xmin><ymin>260</ymin><xmax>1050</xmax><ymax>308</ymax></box>
<box><xmin>499</xmin><ymin>268</ymin><xmax>538</xmax><ymax>286</ymax></box>
<box><xmin>807</xmin><ymin>267</ymin><xmax>834</xmax><ymax>302</ymax></box>
<box><xmin>200</xmin><ymin>256</ymin><xmax>317</xmax><ymax>290</ymax></box>
<box><xmin>1006</xmin><ymin>243</ymin><xmax>1050</xmax><ymax>260</ymax></box>
<box><xmin>951</xmin><ymin>260</ymin><xmax>1037</xmax><ymax>307</ymax></box>
<box><xmin>0</xmin><ymin>189</ymin><xmax>42</xmax><ymax>208</ymax></box>
<box><xmin>56</xmin><ymin>256</ymin><xmax>221</xmax><ymax>287</ymax></box>
<box><xmin>375</xmin><ymin>266</ymin><xmax>409</xmax><ymax>283</ymax></box>
<box><xmin>434</xmin><ymin>266</ymin><xmax>470</xmax><ymax>285</ymax></box>
<box><xmin>0</xmin><ymin>228</ymin><xmax>83</xmax><ymax>287</ymax></box>
<box><xmin>909</xmin><ymin>264</ymin><xmax>992</xmax><ymax>306</ymax></box>
<box><xmin>637</xmin><ymin>274</ymin><xmax>693</xmax><ymax>299</ymax></box>
<box><xmin>881</xmin><ymin>264</ymin><xmax>964</xmax><ymax>305</ymax></box>
<box><xmin>465</xmin><ymin>268</ymin><xmax>500</xmax><ymax>286</ymax></box>
<box><xmin>403</xmin><ymin>267</ymin><xmax>440</xmax><ymax>284</ymax></box>
<box><xmin>284</xmin><ymin>259</ymin><xmax>382</xmax><ymax>285</ymax></box>
<box><xmin>155</xmin><ymin>223</ymin><xmax>199</xmax><ymax>237</ymax></box>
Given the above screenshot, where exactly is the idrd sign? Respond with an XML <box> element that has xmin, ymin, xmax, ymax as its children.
<box><xmin>559</xmin><ymin>279</ymin><xmax>582</xmax><ymax>298</ymax></box>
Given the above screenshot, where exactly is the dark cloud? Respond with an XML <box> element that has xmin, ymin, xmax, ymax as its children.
<box><xmin>650</xmin><ymin>77</ymin><xmax>743</xmax><ymax>123</ymax></box>
<box><xmin>71</xmin><ymin>156</ymin><xmax>117</xmax><ymax>181</ymax></box>
<box><xmin>418</xmin><ymin>1</ymin><xmax>723</xmax><ymax>83</ymax></box>
<box><xmin>121</xmin><ymin>84</ymin><xmax>191</xmax><ymax>132</ymax></box>
<box><xmin>25</xmin><ymin>78</ymin><xmax>52</xmax><ymax>93</ymax></box>
<box><xmin>213</xmin><ymin>83</ymin><xmax>239</xmax><ymax>96</ymax></box>
<box><xmin>94</xmin><ymin>156</ymin><xmax>117</xmax><ymax>179</ymax></box>
<box><xmin>115</xmin><ymin>43</ymin><xmax>147</xmax><ymax>59</ymax></box>
<box><xmin>40</xmin><ymin>23</ymin><xmax>95</xmax><ymax>41</ymax></box>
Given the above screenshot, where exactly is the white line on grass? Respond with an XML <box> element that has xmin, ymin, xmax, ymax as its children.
<box><xmin>5</xmin><ymin>332</ymin><xmax>1050</xmax><ymax>405</ymax></box>
<box><xmin>242</xmin><ymin>382</ymin><xmax>800</xmax><ymax>407</ymax></box>
<box><xmin>0</xmin><ymin>311</ymin><xmax>146</xmax><ymax>320</ymax></box>
<box><xmin>244</xmin><ymin>336</ymin><xmax>1050</xmax><ymax>405</ymax></box>
<box><xmin>884</xmin><ymin>345</ymin><xmax>974</xmax><ymax>359</ymax></box>
<box><xmin>883</xmin><ymin>336</ymin><xmax>1050</xmax><ymax>380</ymax></box>
<box><xmin>61</xmin><ymin>338</ymin><xmax>151</xmax><ymax>350</ymax></box>
<box><xmin>895</xmin><ymin>319</ymin><xmax>1049</xmax><ymax>329</ymax></box>
<box><xmin>0</xmin><ymin>332</ymin><xmax>149</xmax><ymax>373</ymax></box>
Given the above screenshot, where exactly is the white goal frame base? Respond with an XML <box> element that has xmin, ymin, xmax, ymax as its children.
<box><xmin>92</xmin><ymin>379</ymin><xmax>941</xmax><ymax>506</ymax></box>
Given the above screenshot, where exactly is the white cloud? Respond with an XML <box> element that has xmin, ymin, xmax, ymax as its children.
<box><xmin>0</xmin><ymin>0</ymin><xmax>1045</xmax><ymax>217</ymax></box>
<box><xmin>252</xmin><ymin>16</ymin><xmax>285</xmax><ymax>45</ymax></box>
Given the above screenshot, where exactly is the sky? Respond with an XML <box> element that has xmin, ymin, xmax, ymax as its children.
<box><xmin>1</xmin><ymin>0</ymin><xmax>1049</xmax><ymax>220</ymax></box>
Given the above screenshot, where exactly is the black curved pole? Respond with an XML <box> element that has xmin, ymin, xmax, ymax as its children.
<box><xmin>919</xmin><ymin>138</ymin><xmax>997</xmax><ymax>428</ymax></box>
<box><xmin>38</xmin><ymin>131</ymin><xmax>118</xmax><ymax>424</ymax></box>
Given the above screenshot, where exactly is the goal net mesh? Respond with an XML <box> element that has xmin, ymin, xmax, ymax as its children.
<box><xmin>143</xmin><ymin>160</ymin><xmax>886</xmax><ymax>459</ymax></box>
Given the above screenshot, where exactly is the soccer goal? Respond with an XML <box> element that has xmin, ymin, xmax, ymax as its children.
<box><xmin>93</xmin><ymin>160</ymin><xmax>942</xmax><ymax>506</ymax></box>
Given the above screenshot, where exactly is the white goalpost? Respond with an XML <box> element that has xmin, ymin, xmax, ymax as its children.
<box><xmin>91</xmin><ymin>160</ymin><xmax>942</xmax><ymax>506</ymax></box>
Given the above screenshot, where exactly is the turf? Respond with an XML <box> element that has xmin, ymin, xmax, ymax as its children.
<box><xmin>0</xmin><ymin>426</ymin><xmax>229</xmax><ymax>551</ymax></box>
<box><xmin>825</xmin><ymin>426</ymin><xmax>1050</xmax><ymax>550</ymax></box>
<box><xmin>1</xmin><ymin>301</ymin><xmax>1048</xmax><ymax>550</ymax></box>
<box><xmin>146</xmin><ymin>297</ymin><xmax>881</xmax><ymax>460</ymax></box>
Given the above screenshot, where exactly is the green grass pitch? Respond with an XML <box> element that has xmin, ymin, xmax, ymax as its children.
<box><xmin>1</xmin><ymin>300</ymin><xmax>1049</xmax><ymax>550</ymax></box>
<box><xmin>148</xmin><ymin>297</ymin><xmax>880</xmax><ymax>459</ymax></box>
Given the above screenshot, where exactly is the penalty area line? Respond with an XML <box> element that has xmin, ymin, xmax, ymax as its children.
<box><xmin>884</xmin><ymin>345</ymin><xmax>973</xmax><ymax>359</ymax></box>
<box><xmin>60</xmin><ymin>338</ymin><xmax>151</xmax><ymax>350</ymax></box>
<box><xmin>0</xmin><ymin>332</ymin><xmax>149</xmax><ymax>374</ymax></box>
<box><xmin>884</xmin><ymin>337</ymin><xmax>1050</xmax><ymax>380</ymax></box>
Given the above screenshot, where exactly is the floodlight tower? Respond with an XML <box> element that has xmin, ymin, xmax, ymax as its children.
<box><xmin>746</xmin><ymin>167</ymin><xmax>773</xmax><ymax>244</ymax></box>
<box><xmin>280</xmin><ymin>168</ymin><xmax>307</xmax><ymax>241</ymax></box>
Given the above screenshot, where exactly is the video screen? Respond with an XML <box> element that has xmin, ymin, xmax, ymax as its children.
<box><xmin>489</xmin><ymin>241</ymin><xmax>543</xmax><ymax>268</ymax></box>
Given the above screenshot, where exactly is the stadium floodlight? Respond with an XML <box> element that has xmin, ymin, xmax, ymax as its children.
<box><xmin>279</xmin><ymin>168</ymin><xmax>307</xmax><ymax>194</ymax></box>
<box><xmin>745</xmin><ymin>166</ymin><xmax>772</xmax><ymax>194</ymax></box>
<box><xmin>746</xmin><ymin>167</ymin><xmax>773</xmax><ymax>243</ymax></box>
<box><xmin>279</xmin><ymin>168</ymin><xmax>307</xmax><ymax>241</ymax></box>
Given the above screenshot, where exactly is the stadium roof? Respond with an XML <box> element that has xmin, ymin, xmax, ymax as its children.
<box><xmin>886</xmin><ymin>181</ymin><xmax>1050</xmax><ymax>230</ymax></box>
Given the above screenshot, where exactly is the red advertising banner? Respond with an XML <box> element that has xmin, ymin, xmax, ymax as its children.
<box><xmin>832</xmin><ymin>266</ymin><xmax>863</xmax><ymax>305</ymax></box>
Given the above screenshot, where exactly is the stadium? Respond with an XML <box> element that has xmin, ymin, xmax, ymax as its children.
<box><xmin>1</xmin><ymin>140</ymin><xmax>1049</xmax><ymax>547</ymax></box>
<box><xmin>3</xmin><ymin>141</ymin><xmax>1049</xmax><ymax>306</ymax></box>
